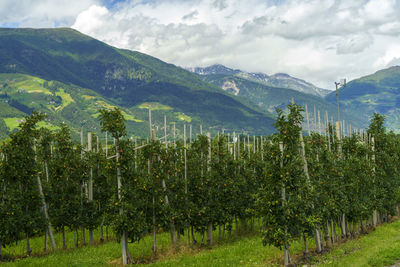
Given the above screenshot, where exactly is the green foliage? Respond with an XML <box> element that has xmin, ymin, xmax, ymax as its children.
<box><xmin>0</xmin><ymin>103</ymin><xmax>400</xmax><ymax>266</ymax></box>
<box><xmin>98</xmin><ymin>108</ymin><xmax>126</xmax><ymax>140</ymax></box>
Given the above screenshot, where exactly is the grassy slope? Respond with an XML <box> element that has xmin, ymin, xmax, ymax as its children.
<box><xmin>0</xmin><ymin>73</ymin><xmax>230</xmax><ymax>140</ymax></box>
<box><xmin>325</xmin><ymin>66</ymin><xmax>400</xmax><ymax>131</ymax></box>
<box><xmin>0</xmin><ymin>28</ymin><xmax>275</xmax><ymax>135</ymax></box>
<box><xmin>314</xmin><ymin>219</ymin><xmax>400</xmax><ymax>267</ymax></box>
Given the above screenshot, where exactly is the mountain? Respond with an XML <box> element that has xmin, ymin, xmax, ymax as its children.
<box><xmin>187</xmin><ymin>64</ymin><xmax>241</xmax><ymax>76</ymax></box>
<box><xmin>196</xmin><ymin>73</ymin><xmax>364</xmax><ymax>130</ymax></box>
<box><xmin>325</xmin><ymin>66</ymin><xmax>400</xmax><ymax>132</ymax></box>
<box><xmin>0</xmin><ymin>28</ymin><xmax>276</xmax><ymax>138</ymax></box>
<box><xmin>190</xmin><ymin>64</ymin><xmax>330</xmax><ymax>97</ymax></box>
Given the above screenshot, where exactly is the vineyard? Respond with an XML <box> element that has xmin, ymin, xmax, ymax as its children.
<box><xmin>0</xmin><ymin>103</ymin><xmax>399</xmax><ymax>266</ymax></box>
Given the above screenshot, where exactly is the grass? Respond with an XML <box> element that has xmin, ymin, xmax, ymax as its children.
<box><xmin>1</xmin><ymin>223</ymin><xmax>306</xmax><ymax>267</ymax></box>
<box><xmin>0</xmin><ymin>74</ymin><xmax>51</xmax><ymax>95</ymax></box>
<box><xmin>82</xmin><ymin>95</ymin><xmax>96</xmax><ymax>100</ymax></box>
<box><xmin>313</xmin><ymin>219</ymin><xmax>400</xmax><ymax>267</ymax></box>
<box><xmin>175</xmin><ymin>112</ymin><xmax>192</xmax><ymax>123</ymax></box>
<box><xmin>37</xmin><ymin>121</ymin><xmax>61</xmax><ymax>131</ymax></box>
<box><xmin>3</xmin><ymin>219</ymin><xmax>400</xmax><ymax>266</ymax></box>
<box><xmin>4</xmin><ymin>118</ymin><xmax>60</xmax><ymax>131</ymax></box>
<box><xmin>3</xmin><ymin>117</ymin><xmax>24</xmax><ymax>131</ymax></box>
<box><xmin>138</xmin><ymin>102</ymin><xmax>173</xmax><ymax>111</ymax></box>
<box><xmin>54</xmin><ymin>89</ymin><xmax>74</xmax><ymax>111</ymax></box>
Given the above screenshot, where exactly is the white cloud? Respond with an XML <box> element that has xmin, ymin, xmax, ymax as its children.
<box><xmin>0</xmin><ymin>0</ymin><xmax>99</xmax><ymax>27</ymax></box>
<box><xmin>3</xmin><ymin>0</ymin><xmax>400</xmax><ymax>89</ymax></box>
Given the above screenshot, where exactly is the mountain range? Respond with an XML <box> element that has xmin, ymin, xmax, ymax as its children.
<box><xmin>0</xmin><ymin>28</ymin><xmax>275</xmax><ymax>139</ymax></box>
<box><xmin>0</xmin><ymin>27</ymin><xmax>399</xmax><ymax>139</ymax></box>
<box><xmin>188</xmin><ymin>64</ymin><xmax>364</xmax><ymax>130</ymax></box>
<box><xmin>188</xmin><ymin>64</ymin><xmax>330</xmax><ymax>97</ymax></box>
<box><xmin>325</xmin><ymin>66</ymin><xmax>400</xmax><ymax>132</ymax></box>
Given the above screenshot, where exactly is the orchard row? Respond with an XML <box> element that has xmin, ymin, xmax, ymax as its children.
<box><xmin>0</xmin><ymin>104</ymin><xmax>399</xmax><ymax>265</ymax></box>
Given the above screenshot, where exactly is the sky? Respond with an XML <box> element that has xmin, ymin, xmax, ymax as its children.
<box><xmin>1</xmin><ymin>0</ymin><xmax>400</xmax><ymax>89</ymax></box>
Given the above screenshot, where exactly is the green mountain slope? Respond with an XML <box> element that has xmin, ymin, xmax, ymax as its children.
<box><xmin>1</xmin><ymin>73</ymin><xmax>253</xmax><ymax>140</ymax></box>
<box><xmin>325</xmin><ymin>66</ymin><xmax>400</xmax><ymax>132</ymax></box>
<box><xmin>0</xmin><ymin>28</ymin><xmax>275</xmax><ymax>137</ymax></box>
<box><xmin>200</xmin><ymin>73</ymin><xmax>365</xmax><ymax>130</ymax></box>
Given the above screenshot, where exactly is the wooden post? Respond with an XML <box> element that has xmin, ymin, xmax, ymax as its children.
<box><xmin>207</xmin><ymin>132</ymin><xmax>213</xmax><ymax>246</ymax></box>
<box><xmin>34</xmin><ymin>144</ymin><xmax>57</xmax><ymax>251</ymax></box>
<box><xmin>318</xmin><ymin>110</ymin><xmax>321</xmax><ymax>134</ymax></box>
<box><xmin>372</xmin><ymin>137</ymin><xmax>378</xmax><ymax>227</ymax></box>
<box><xmin>173</xmin><ymin>122</ymin><xmax>176</xmax><ymax>147</ymax></box>
<box><xmin>149</xmin><ymin>109</ymin><xmax>152</xmax><ymax>138</ymax></box>
<box><xmin>314</xmin><ymin>105</ymin><xmax>317</xmax><ymax>132</ymax></box>
<box><xmin>117</xmin><ymin>138</ymin><xmax>129</xmax><ymax>264</ymax></box>
<box><xmin>105</xmin><ymin>131</ymin><xmax>108</xmax><ymax>158</ymax></box>
<box><xmin>233</xmin><ymin>132</ymin><xmax>236</xmax><ymax>161</ymax></box>
<box><xmin>280</xmin><ymin>142</ymin><xmax>290</xmax><ymax>265</ymax></box>
<box><xmin>164</xmin><ymin>115</ymin><xmax>168</xmax><ymax>148</ymax></box>
<box><xmin>184</xmin><ymin>124</ymin><xmax>190</xmax><ymax>245</ymax></box>
<box><xmin>190</xmin><ymin>124</ymin><xmax>192</xmax><ymax>144</ymax></box>
<box><xmin>88</xmin><ymin>133</ymin><xmax>94</xmax><ymax>245</ymax></box>
<box><xmin>305</xmin><ymin>104</ymin><xmax>311</xmax><ymax>136</ymax></box>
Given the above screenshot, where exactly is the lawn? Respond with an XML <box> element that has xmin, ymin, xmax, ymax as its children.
<box><xmin>2</xmin><ymin>219</ymin><xmax>400</xmax><ymax>266</ymax></box>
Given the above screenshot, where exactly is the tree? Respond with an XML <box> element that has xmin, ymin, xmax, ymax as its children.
<box><xmin>98</xmin><ymin>107</ymin><xmax>132</xmax><ymax>265</ymax></box>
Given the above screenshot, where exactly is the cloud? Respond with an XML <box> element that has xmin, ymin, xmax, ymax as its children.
<box><xmin>0</xmin><ymin>0</ymin><xmax>99</xmax><ymax>27</ymax></box>
<box><xmin>3</xmin><ymin>0</ymin><xmax>400</xmax><ymax>89</ymax></box>
<box><xmin>69</xmin><ymin>0</ymin><xmax>400</xmax><ymax>89</ymax></box>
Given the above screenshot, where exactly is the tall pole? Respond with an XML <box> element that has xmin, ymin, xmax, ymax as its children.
<box><xmin>335</xmin><ymin>82</ymin><xmax>340</xmax><ymax>124</ymax></box>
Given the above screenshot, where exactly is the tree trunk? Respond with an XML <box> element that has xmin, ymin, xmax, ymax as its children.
<box><xmin>191</xmin><ymin>225</ymin><xmax>197</xmax><ymax>245</ymax></box>
<box><xmin>44</xmin><ymin>230</ymin><xmax>48</xmax><ymax>252</ymax></box>
<box><xmin>324</xmin><ymin>220</ymin><xmax>331</xmax><ymax>248</ymax></box>
<box><xmin>353</xmin><ymin>221</ymin><xmax>359</xmax><ymax>236</ymax></box>
<box><xmin>330</xmin><ymin>219</ymin><xmax>336</xmax><ymax>244</ymax></box>
<box><xmin>207</xmin><ymin>222</ymin><xmax>213</xmax><ymax>246</ymax></box>
<box><xmin>100</xmin><ymin>225</ymin><xmax>104</xmax><ymax>243</ymax></box>
<box><xmin>81</xmin><ymin>227</ymin><xmax>87</xmax><ymax>246</ymax></box>
<box><xmin>240</xmin><ymin>218</ymin><xmax>247</xmax><ymax>233</ymax></box>
<box><xmin>303</xmin><ymin>233</ymin><xmax>309</xmax><ymax>257</ymax></box>
<box><xmin>373</xmin><ymin>210</ymin><xmax>378</xmax><ymax>228</ymax></box>
<box><xmin>124</xmin><ymin>233</ymin><xmax>133</xmax><ymax>263</ymax></box>
<box><xmin>361</xmin><ymin>219</ymin><xmax>367</xmax><ymax>234</ymax></box>
<box><xmin>152</xmin><ymin>196</ymin><xmax>157</xmax><ymax>256</ymax></box>
<box><xmin>284</xmin><ymin>243</ymin><xmax>291</xmax><ymax>266</ymax></box>
<box><xmin>341</xmin><ymin>214</ymin><xmax>346</xmax><ymax>238</ymax></box>
<box><xmin>117</xmin><ymin>141</ymin><xmax>131</xmax><ymax>265</ymax></box>
<box><xmin>62</xmin><ymin>226</ymin><xmax>67</xmax><ymax>249</ymax></box>
<box><xmin>346</xmin><ymin>221</ymin><xmax>351</xmax><ymax>238</ymax></box>
<box><xmin>315</xmin><ymin>225</ymin><xmax>323</xmax><ymax>253</ymax></box>
<box><xmin>121</xmin><ymin>232</ymin><xmax>128</xmax><ymax>264</ymax></box>
<box><xmin>26</xmin><ymin>233</ymin><xmax>32</xmax><ymax>256</ymax></box>
<box><xmin>235</xmin><ymin>217</ymin><xmax>238</xmax><ymax>235</ymax></box>
<box><xmin>75</xmin><ymin>229</ymin><xmax>79</xmax><ymax>248</ymax></box>
<box><xmin>89</xmin><ymin>230</ymin><xmax>94</xmax><ymax>246</ymax></box>
<box><xmin>176</xmin><ymin>228</ymin><xmax>181</xmax><ymax>244</ymax></box>
<box><xmin>35</xmin><ymin>165</ymin><xmax>56</xmax><ymax>251</ymax></box>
